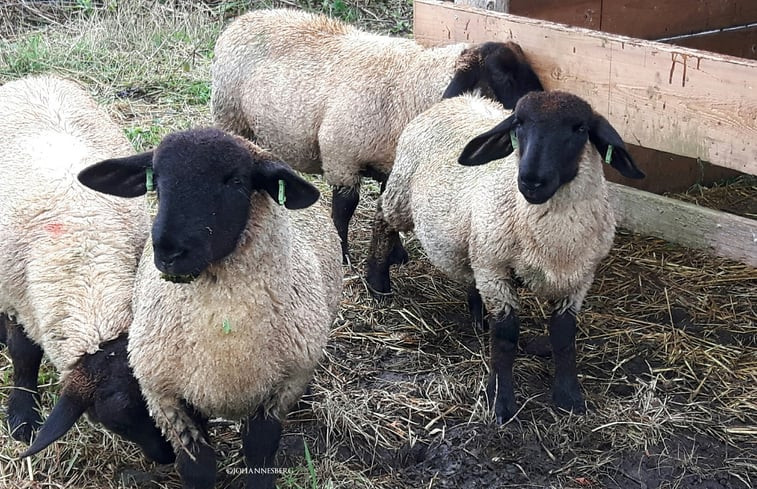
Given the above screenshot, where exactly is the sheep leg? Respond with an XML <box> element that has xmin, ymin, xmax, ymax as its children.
<box><xmin>241</xmin><ymin>409</ymin><xmax>282</xmax><ymax>489</ymax></box>
<box><xmin>6</xmin><ymin>320</ymin><xmax>43</xmax><ymax>443</ymax></box>
<box><xmin>366</xmin><ymin>204</ymin><xmax>400</xmax><ymax>298</ymax></box>
<box><xmin>169</xmin><ymin>403</ymin><xmax>215</xmax><ymax>489</ymax></box>
<box><xmin>0</xmin><ymin>313</ymin><xmax>7</xmax><ymax>346</ymax></box>
<box><xmin>377</xmin><ymin>179</ymin><xmax>409</xmax><ymax>266</ymax></box>
<box><xmin>548</xmin><ymin>309</ymin><xmax>585</xmax><ymax>413</ymax></box>
<box><xmin>486</xmin><ymin>309</ymin><xmax>519</xmax><ymax>424</ymax></box>
<box><xmin>331</xmin><ymin>185</ymin><xmax>360</xmax><ymax>263</ymax></box>
<box><xmin>467</xmin><ymin>286</ymin><xmax>488</xmax><ymax>331</ymax></box>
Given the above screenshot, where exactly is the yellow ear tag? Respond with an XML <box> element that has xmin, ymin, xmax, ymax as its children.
<box><xmin>509</xmin><ymin>130</ymin><xmax>519</xmax><ymax>150</ymax></box>
<box><xmin>277</xmin><ymin>179</ymin><xmax>286</xmax><ymax>206</ymax></box>
<box><xmin>604</xmin><ymin>145</ymin><xmax>614</xmax><ymax>164</ymax></box>
<box><xmin>145</xmin><ymin>168</ymin><xmax>158</xmax><ymax>218</ymax></box>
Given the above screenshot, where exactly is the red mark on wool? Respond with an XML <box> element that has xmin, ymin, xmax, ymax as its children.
<box><xmin>43</xmin><ymin>223</ymin><xmax>65</xmax><ymax>236</ymax></box>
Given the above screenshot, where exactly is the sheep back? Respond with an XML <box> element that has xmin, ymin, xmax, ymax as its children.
<box><xmin>211</xmin><ymin>8</ymin><xmax>464</xmax><ymax>187</ymax></box>
<box><xmin>0</xmin><ymin>75</ymin><xmax>148</xmax><ymax>376</ymax></box>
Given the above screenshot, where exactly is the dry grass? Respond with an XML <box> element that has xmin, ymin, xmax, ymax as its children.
<box><xmin>1</xmin><ymin>1</ymin><xmax>755</xmax><ymax>488</ymax></box>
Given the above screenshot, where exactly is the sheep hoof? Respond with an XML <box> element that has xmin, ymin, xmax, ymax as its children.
<box><xmin>552</xmin><ymin>378</ymin><xmax>585</xmax><ymax>414</ymax></box>
<box><xmin>8</xmin><ymin>403</ymin><xmax>41</xmax><ymax>444</ymax></box>
<box><xmin>365</xmin><ymin>259</ymin><xmax>392</xmax><ymax>300</ymax></box>
<box><xmin>486</xmin><ymin>374</ymin><xmax>517</xmax><ymax>424</ymax></box>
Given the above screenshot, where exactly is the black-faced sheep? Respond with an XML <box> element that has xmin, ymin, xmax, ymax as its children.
<box><xmin>78</xmin><ymin>128</ymin><xmax>343</xmax><ymax>489</ymax></box>
<box><xmin>210</xmin><ymin>8</ymin><xmax>543</xmax><ymax>262</ymax></box>
<box><xmin>366</xmin><ymin>92</ymin><xmax>644</xmax><ymax>422</ymax></box>
<box><xmin>0</xmin><ymin>75</ymin><xmax>174</xmax><ymax>463</ymax></box>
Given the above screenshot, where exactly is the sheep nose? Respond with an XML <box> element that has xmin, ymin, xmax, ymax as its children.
<box><xmin>519</xmin><ymin>177</ymin><xmax>544</xmax><ymax>191</ymax></box>
<box><xmin>154</xmin><ymin>242</ymin><xmax>186</xmax><ymax>269</ymax></box>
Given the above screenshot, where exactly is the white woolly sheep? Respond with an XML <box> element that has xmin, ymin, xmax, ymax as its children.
<box><xmin>210</xmin><ymin>8</ymin><xmax>543</xmax><ymax>261</ymax></box>
<box><xmin>366</xmin><ymin>92</ymin><xmax>644</xmax><ymax>423</ymax></box>
<box><xmin>0</xmin><ymin>75</ymin><xmax>174</xmax><ymax>462</ymax></box>
<box><xmin>77</xmin><ymin>127</ymin><xmax>343</xmax><ymax>489</ymax></box>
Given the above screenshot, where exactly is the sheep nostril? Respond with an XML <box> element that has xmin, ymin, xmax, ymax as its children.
<box><xmin>519</xmin><ymin>178</ymin><xmax>544</xmax><ymax>191</ymax></box>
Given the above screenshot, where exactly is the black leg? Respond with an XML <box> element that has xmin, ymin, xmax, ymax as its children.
<box><xmin>549</xmin><ymin>309</ymin><xmax>585</xmax><ymax>413</ymax></box>
<box><xmin>7</xmin><ymin>321</ymin><xmax>43</xmax><ymax>443</ymax></box>
<box><xmin>365</xmin><ymin>204</ymin><xmax>401</xmax><ymax>298</ymax></box>
<box><xmin>331</xmin><ymin>185</ymin><xmax>360</xmax><ymax>264</ymax></box>
<box><xmin>242</xmin><ymin>409</ymin><xmax>282</xmax><ymax>489</ymax></box>
<box><xmin>0</xmin><ymin>314</ymin><xmax>7</xmax><ymax>346</ymax></box>
<box><xmin>467</xmin><ymin>286</ymin><xmax>488</xmax><ymax>331</ymax></box>
<box><xmin>176</xmin><ymin>440</ymin><xmax>217</xmax><ymax>489</ymax></box>
<box><xmin>176</xmin><ymin>403</ymin><xmax>215</xmax><ymax>489</ymax></box>
<box><xmin>485</xmin><ymin>309</ymin><xmax>519</xmax><ymax>424</ymax></box>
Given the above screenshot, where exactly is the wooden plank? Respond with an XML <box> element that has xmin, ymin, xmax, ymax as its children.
<box><xmin>508</xmin><ymin>0</ymin><xmax>601</xmax><ymax>30</ymax></box>
<box><xmin>609</xmin><ymin>182</ymin><xmax>757</xmax><ymax>267</ymax></box>
<box><xmin>604</xmin><ymin>145</ymin><xmax>741</xmax><ymax>193</ymax></box>
<box><xmin>454</xmin><ymin>0</ymin><xmax>509</xmax><ymax>13</ymax></box>
<box><xmin>414</xmin><ymin>0</ymin><xmax>757</xmax><ymax>175</ymax></box>
<box><xmin>670</xmin><ymin>26</ymin><xmax>757</xmax><ymax>61</ymax></box>
<box><xmin>602</xmin><ymin>1</ymin><xmax>757</xmax><ymax>39</ymax></box>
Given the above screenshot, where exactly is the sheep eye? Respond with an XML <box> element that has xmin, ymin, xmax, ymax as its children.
<box><xmin>225</xmin><ymin>176</ymin><xmax>243</xmax><ymax>186</ymax></box>
<box><xmin>574</xmin><ymin>124</ymin><xmax>588</xmax><ymax>134</ymax></box>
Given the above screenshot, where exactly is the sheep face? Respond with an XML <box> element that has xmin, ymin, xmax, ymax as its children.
<box><xmin>78</xmin><ymin>128</ymin><xmax>321</xmax><ymax>279</ymax></box>
<box><xmin>21</xmin><ymin>335</ymin><xmax>175</xmax><ymax>464</ymax></box>
<box><xmin>443</xmin><ymin>42</ymin><xmax>544</xmax><ymax>109</ymax></box>
<box><xmin>458</xmin><ymin>91</ymin><xmax>644</xmax><ymax>204</ymax></box>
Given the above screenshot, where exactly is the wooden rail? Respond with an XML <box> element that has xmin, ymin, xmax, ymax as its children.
<box><xmin>415</xmin><ymin>0</ymin><xmax>757</xmax><ymax>176</ymax></box>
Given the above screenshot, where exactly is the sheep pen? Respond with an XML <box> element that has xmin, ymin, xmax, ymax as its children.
<box><xmin>0</xmin><ymin>2</ymin><xmax>755</xmax><ymax>489</ymax></box>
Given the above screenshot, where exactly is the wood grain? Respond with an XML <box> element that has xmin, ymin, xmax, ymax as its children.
<box><xmin>414</xmin><ymin>0</ymin><xmax>757</xmax><ymax>175</ymax></box>
<box><xmin>609</xmin><ymin>182</ymin><xmax>757</xmax><ymax>267</ymax></box>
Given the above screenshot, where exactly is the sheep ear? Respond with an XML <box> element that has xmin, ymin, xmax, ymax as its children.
<box><xmin>589</xmin><ymin>116</ymin><xmax>645</xmax><ymax>179</ymax></box>
<box><xmin>443</xmin><ymin>66</ymin><xmax>479</xmax><ymax>99</ymax></box>
<box><xmin>78</xmin><ymin>151</ymin><xmax>154</xmax><ymax>197</ymax></box>
<box><xmin>458</xmin><ymin>114</ymin><xmax>518</xmax><ymax>166</ymax></box>
<box><xmin>19</xmin><ymin>386</ymin><xmax>90</xmax><ymax>458</ymax></box>
<box><xmin>254</xmin><ymin>160</ymin><xmax>320</xmax><ymax>210</ymax></box>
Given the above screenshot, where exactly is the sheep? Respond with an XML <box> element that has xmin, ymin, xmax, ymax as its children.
<box><xmin>210</xmin><ymin>8</ymin><xmax>543</xmax><ymax>262</ymax></box>
<box><xmin>366</xmin><ymin>91</ymin><xmax>645</xmax><ymax>423</ymax></box>
<box><xmin>0</xmin><ymin>75</ymin><xmax>174</xmax><ymax>463</ymax></box>
<box><xmin>77</xmin><ymin>127</ymin><xmax>343</xmax><ymax>489</ymax></box>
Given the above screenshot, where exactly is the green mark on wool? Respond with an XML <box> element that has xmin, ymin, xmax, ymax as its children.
<box><xmin>222</xmin><ymin>318</ymin><xmax>232</xmax><ymax>334</ymax></box>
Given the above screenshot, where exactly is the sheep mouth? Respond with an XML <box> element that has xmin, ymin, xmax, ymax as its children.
<box><xmin>160</xmin><ymin>273</ymin><xmax>198</xmax><ymax>284</ymax></box>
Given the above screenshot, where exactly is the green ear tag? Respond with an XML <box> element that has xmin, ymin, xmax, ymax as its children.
<box><xmin>277</xmin><ymin>179</ymin><xmax>286</xmax><ymax>206</ymax></box>
<box><xmin>222</xmin><ymin>318</ymin><xmax>232</xmax><ymax>334</ymax></box>
<box><xmin>145</xmin><ymin>168</ymin><xmax>158</xmax><ymax>218</ymax></box>
<box><xmin>145</xmin><ymin>168</ymin><xmax>154</xmax><ymax>191</ymax></box>
<box><xmin>509</xmin><ymin>130</ymin><xmax>519</xmax><ymax>150</ymax></box>
<box><xmin>604</xmin><ymin>145</ymin><xmax>614</xmax><ymax>164</ymax></box>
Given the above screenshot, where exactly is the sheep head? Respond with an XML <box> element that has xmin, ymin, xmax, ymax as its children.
<box><xmin>78</xmin><ymin>128</ymin><xmax>320</xmax><ymax>280</ymax></box>
<box><xmin>458</xmin><ymin>90</ymin><xmax>645</xmax><ymax>204</ymax></box>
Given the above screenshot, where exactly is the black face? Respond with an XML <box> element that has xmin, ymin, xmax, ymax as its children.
<box><xmin>457</xmin><ymin>91</ymin><xmax>645</xmax><ymax>201</ymax></box>
<box><xmin>481</xmin><ymin>42</ymin><xmax>544</xmax><ymax>109</ymax></box>
<box><xmin>84</xmin><ymin>336</ymin><xmax>175</xmax><ymax>464</ymax></box>
<box><xmin>511</xmin><ymin>96</ymin><xmax>594</xmax><ymax>204</ymax></box>
<box><xmin>443</xmin><ymin>41</ymin><xmax>544</xmax><ymax>110</ymax></box>
<box><xmin>149</xmin><ymin>131</ymin><xmax>256</xmax><ymax>276</ymax></box>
